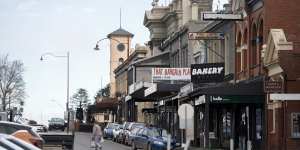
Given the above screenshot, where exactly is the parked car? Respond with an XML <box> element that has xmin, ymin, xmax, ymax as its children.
<box><xmin>132</xmin><ymin>127</ymin><xmax>177</xmax><ymax>150</ymax></box>
<box><xmin>103</xmin><ymin>123</ymin><xmax>119</xmax><ymax>139</ymax></box>
<box><xmin>124</xmin><ymin>122</ymin><xmax>144</xmax><ymax>145</ymax></box>
<box><xmin>0</xmin><ymin>133</ymin><xmax>41</xmax><ymax>150</ymax></box>
<box><xmin>30</xmin><ymin>124</ymin><xmax>48</xmax><ymax>132</ymax></box>
<box><xmin>126</xmin><ymin>126</ymin><xmax>143</xmax><ymax>146</ymax></box>
<box><xmin>116</xmin><ymin>121</ymin><xmax>131</xmax><ymax>143</ymax></box>
<box><xmin>0</xmin><ymin>121</ymin><xmax>44</xmax><ymax>149</ymax></box>
<box><xmin>48</xmin><ymin>117</ymin><xmax>65</xmax><ymax>131</ymax></box>
<box><xmin>112</xmin><ymin>124</ymin><xmax>122</xmax><ymax>142</ymax></box>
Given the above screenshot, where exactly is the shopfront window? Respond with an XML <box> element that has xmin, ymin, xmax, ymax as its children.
<box><xmin>256</xmin><ymin>108</ymin><xmax>262</xmax><ymax>140</ymax></box>
<box><xmin>222</xmin><ymin>112</ymin><xmax>231</xmax><ymax>138</ymax></box>
<box><xmin>291</xmin><ymin>113</ymin><xmax>300</xmax><ymax>138</ymax></box>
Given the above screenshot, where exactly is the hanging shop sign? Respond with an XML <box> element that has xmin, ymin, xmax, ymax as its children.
<box><xmin>202</xmin><ymin>12</ymin><xmax>243</xmax><ymax>21</ymax></box>
<box><xmin>209</xmin><ymin>95</ymin><xmax>263</xmax><ymax>104</ymax></box>
<box><xmin>270</xmin><ymin>94</ymin><xmax>300</xmax><ymax>101</ymax></box>
<box><xmin>191</xmin><ymin>63</ymin><xmax>224</xmax><ymax>83</ymax></box>
<box><xmin>264</xmin><ymin>81</ymin><xmax>283</xmax><ymax>93</ymax></box>
<box><xmin>152</xmin><ymin>68</ymin><xmax>191</xmax><ymax>81</ymax></box>
<box><xmin>188</xmin><ymin>32</ymin><xmax>224</xmax><ymax>40</ymax></box>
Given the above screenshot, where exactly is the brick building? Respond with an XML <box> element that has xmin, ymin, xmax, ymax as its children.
<box><xmin>232</xmin><ymin>0</ymin><xmax>300</xmax><ymax>149</ymax></box>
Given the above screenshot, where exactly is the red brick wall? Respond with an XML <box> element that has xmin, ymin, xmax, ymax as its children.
<box><xmin>264</xmin><ymin>0</ymin><xmax>300</xmax><ymax>52</ymax></box>
<box><xmin>267</xmin><ymin>107</ymin><xmax>284</xmax><ymax>150</ymax></box>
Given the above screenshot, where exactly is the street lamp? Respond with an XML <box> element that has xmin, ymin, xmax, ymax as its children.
<box><xmin>40</xmin><ymin>52</ymin><xmax>70</xmax><ymax>133</ymax></box>
<box><xmin>94</xmin><ymin>37</ymin><xmax>125</xmax><ymax>52</ymax></box>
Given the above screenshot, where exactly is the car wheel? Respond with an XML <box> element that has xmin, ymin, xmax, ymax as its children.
<box><xmin>131</xmin><ymin>142</ymin><xmax>137</xmax><ymax>150</ymax></box>
<box><xmin>147</xmin><ymin>143</ymin><xmax>151</xmax><ymax>150</ymax></box>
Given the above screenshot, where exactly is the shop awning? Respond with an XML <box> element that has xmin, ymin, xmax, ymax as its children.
<box><xmin>128</xmin><ymin>82</ymin><xmax>183</xmax><ymax>102</ymax></box>
<box><xmin>190</xmin><ymin>76</ymin><xmax>264</xmax><ymax>97</ymax></box>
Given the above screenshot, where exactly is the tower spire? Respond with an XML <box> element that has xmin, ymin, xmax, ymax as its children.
<box><xmin>119</xmin><ymin>8</ymin><xmax>122</xmax><ymax>28</ymax></box>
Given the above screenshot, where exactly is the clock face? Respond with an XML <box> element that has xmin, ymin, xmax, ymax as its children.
<box><xmin>117</xmin><ymin>43</ymin><xmax>125</xmax><ymax>51</ymax></box>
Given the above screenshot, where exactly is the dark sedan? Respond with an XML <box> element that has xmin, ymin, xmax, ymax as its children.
<box><xmin>48</xmin><ymin>118</ymin><xmax>65</xmax><ymax>131</ymax></box>
<box><xmin>132</xmin><ymin>127</ymin><xmax>176</xmax><ymax>150</ymax></box>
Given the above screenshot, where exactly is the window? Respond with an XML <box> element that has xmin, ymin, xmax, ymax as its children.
<box><xmin>256</xmin><ymin>108</ymin><xmax>262</xmax><ymax>140</ymax></box>
<box><xmin>118</xmin><ymin>58</ymin><xmax>124</xmax><ymax>65</ymax></box>
<box><xmin>222</xmin><ymin>111</ymin><xmax>231</xmax><ymax>139</ymax></box>
<box><xmin>291</xmin><ymin>113</ymin><xmax>300</xmax><ymax>138</ymax></box>
<box><xmin>104</xmin><ymin>114</ymin><xmax>109</xmax><ymax>121</ymax></box>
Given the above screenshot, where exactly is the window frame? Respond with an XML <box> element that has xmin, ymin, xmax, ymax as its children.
<box><xmin>291</xmin><ymin>112</ymin><xmax>300</xmax><ymax>138</ymax></box>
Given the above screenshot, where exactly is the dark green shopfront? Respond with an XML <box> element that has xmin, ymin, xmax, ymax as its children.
<box><xmin>191</xmin><ymin>78</ymin><xmax>265</xmax><ymax>150</ymax></box>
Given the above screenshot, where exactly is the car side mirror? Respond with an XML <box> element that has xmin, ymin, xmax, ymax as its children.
<box><xmin>142</xmin><ymin>134</ymin><xmax>148</xmax><ymax>138</ymax></box>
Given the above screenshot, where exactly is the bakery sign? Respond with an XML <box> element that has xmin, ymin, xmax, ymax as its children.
<box><xmin>191</xmin><ymin>63</ymin><xmax>225</xmax><ymax>83</ymax></box>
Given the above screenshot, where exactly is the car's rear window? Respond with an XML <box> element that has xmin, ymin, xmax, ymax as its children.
<box><xmin>0</xmin><ymin>138</ymin><xmax>23</xmax><ymax>150</ymax></box>
<box><xmin>7</xmin><ymin>137</ymin><xmax>40</xmax><ymax>150</ymax></box>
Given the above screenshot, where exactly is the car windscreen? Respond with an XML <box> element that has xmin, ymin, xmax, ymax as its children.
<box><xmin>51</xmin><ymin>118</ymin><xmax>64</xmax><ymax>123</ymax></box>
<box><xmin>148</xmin><ymin>128</ymin><xmax>160</xmax><ymax>137</ymax></box>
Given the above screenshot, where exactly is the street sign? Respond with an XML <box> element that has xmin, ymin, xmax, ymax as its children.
<box><xmin>264</xmin><ymin>81</ymin><xmax>283</xmax><ymax>93</ymax></box>
<box><xmin>202</xmin><ymin>12</ymin><xmax>243</xmax><ymax>21</ymax></box>
<box><xmin>188</xmin><ymin>32</ymin><xmax>224</xmax><ymax>40</ymax></box>
<box><xmin>178</xmin><ymin>104</ymin><xmax>194</xmax><ymax>129</ymax></box>
<box><xmin>270</xmin><ymin>94</ymin><xmax>300</xmax><ymax>101</ymax></box>
<box><xmin>178</xmin><ymin>104</ymin><xmax>194</xmax><ymax>119</ymax></box>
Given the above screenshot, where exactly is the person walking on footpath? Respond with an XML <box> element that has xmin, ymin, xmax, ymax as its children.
<box><xmin>91</xmin><ymin>118</ymin><xmax>103</xmax><ymax>150</ymax></box>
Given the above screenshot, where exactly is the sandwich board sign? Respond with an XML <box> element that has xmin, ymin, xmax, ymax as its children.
<box><xmin>178</xmin><ymin>104</ymin><xmax>194</xmax><ymax>140</ymax></box>
<box><xmin>178</xmin><ymin>104</ymin><xmax>194</xmax><ymax>129</ymax></box>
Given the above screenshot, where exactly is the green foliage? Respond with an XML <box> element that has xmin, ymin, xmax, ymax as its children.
<box><xmin>94</xmin><ymin>84</ymin><xmax>110</xmax><ymax>100</ymax></box>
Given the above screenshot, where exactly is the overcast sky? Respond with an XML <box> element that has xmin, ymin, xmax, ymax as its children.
<box><xmin>0</xmin><ymin>0</ymin><xmax>227</xmax><ymax>125</ymax></box>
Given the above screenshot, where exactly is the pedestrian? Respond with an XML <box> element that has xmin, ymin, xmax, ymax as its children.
<box><xmin>91</xmin><ymin>117</ymin><xmax>103</xmax><ymax>150</ymax></box>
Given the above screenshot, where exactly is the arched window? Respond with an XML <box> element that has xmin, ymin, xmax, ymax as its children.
<box><xmin>236</xmin><ymin>31</ymin><xmax>242</xmax><ymax>73</ymax></box>
<box><xmin>118</xmin><ymin>58</ymin><xmax>124</xmax><ymax>65</ymax></box>
<box><xmin>242</xmin><ymin>28</ymin><xmax>248</xmax><ymax>71</ymax></box>
<box><xmin>258</xmin><ymin>20</ymin><xmax>264</xmax><ymax>58</ymax></box>
<box><xmin>237</xmin><ymin>31</ymin><xmax>242</xmax><ymax>47</ymax></box>
<box><xmin>251</xmin><ymin>23</ymin><xmax>257</xmax><ymax>66</ymax></box>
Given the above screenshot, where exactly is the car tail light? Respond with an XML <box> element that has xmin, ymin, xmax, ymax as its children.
<box><xmin>30</xmin><ymin>137</ymin><xmax>43</xmax><ymax>149</ymax></box>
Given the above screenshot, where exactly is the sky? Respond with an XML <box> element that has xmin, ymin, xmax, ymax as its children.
<box><xmin>0</xmin><ymin>0</ymin><xmax>227</xmax><ymax>125</ymax></box>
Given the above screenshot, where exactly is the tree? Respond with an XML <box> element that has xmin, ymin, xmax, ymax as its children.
<box><xmin>70</xmin><ymin>88</ymin><xmax>90</xmax><ymax>110</ymax></box>
<box><xmin>94</xmin><ymin>84</ymin><xmax>110</xmax><ymax>101</ymax></box>
<box><xmin>0</xmin><ymin>54</ymin><xmax>26</xmax><ymax>112</ymax></box>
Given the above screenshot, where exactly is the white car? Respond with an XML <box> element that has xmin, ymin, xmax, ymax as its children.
<box><xmin>112</xmin><ymin>124</ymin><xmax>122</xmax><ymax>142</ymax></box>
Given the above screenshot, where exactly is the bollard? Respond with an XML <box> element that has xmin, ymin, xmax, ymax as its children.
<box><xmin>247</xmin><ymin>140</ymin><xmax>252</xmax><ymax>150</ymax></box>
<box><xmin>230</xmin><ymin>138</ymin><xmax>234</xmax><ymax>150</ymax></box>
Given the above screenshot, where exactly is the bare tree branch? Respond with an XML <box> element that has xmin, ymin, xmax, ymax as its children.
<box><xmin>0</xmin><ymin>54</ymin><xmax>26</xmax><ymax>112</ymax></box>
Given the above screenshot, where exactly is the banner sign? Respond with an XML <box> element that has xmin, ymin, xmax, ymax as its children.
<box><xmin>188</xmin><ymin>32</ymin><xmax>224</xmax><ymax>40</ymax></box>
<box><xmin>152</xmin><ymin>68</ymin><xmax>191</xmax><ymax>81</ymax></box>
<box><xmin>191</xmin><ymin>63</ymin><xmax>224</xmax><ymax>83</ymax></box>
<box><xmin>202</xmin><ymin>12</ymin><xmax>243</xmax><ymax>21</ymax></box>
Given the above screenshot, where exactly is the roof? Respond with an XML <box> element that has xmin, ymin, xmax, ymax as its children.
<box><xmin>107</xmin><ymin>28</ymin><xmax>134</xmax><ymax>38</ymax></box>
<box><xmin>0</xmin><ymin>121</ymin><xmax>31</xmax><ymax>129</ymax></box>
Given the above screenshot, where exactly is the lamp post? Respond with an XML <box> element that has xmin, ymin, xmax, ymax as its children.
<box><xmin>94</xmin><ymin>37</ymin><xmax>129</xmax><ymax>122</ymax></box>
<box><xmin>40</xmin><ymin>52</ymin><xmax>70</xmax><ymax>133</ymax></box>
<box><xmin>94</xmin><ymin>37</ymin><xmax>126</xmax><ymax>53</ymax></box>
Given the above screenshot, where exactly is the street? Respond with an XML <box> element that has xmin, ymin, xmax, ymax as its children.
<box><xmin>73</xmin><ymin>132</ymin><xmax>131</xmax><ymax>150</ymax></box>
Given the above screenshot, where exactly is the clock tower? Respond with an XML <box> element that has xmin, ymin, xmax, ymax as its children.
<box><xmin>107</xmin><ymin>28</ymin><xmax>134</xmax><ymax>98</ymax></box>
